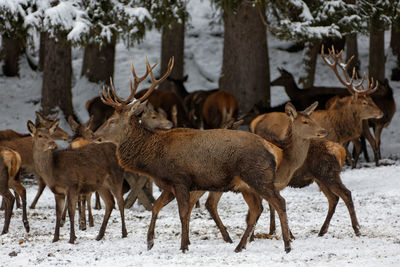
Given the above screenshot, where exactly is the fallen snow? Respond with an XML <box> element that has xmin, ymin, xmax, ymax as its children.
<box><xmin>0</xmin><ymin>0</ymin><xmax>399</xmax><ymax>266</ymax></box>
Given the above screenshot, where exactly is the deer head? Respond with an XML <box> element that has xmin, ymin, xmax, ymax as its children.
<box><xmin>95</xmin><ymin>57</ymin><xmax>174</xmax><ymax>144</ymax></box>
<box><xmin>28</xmin><ymin>120</ymin><xmax>59</xmax><ymax>151</ymax></box>
<box><xmin>36</xmin><ymin>112</ymin><xmax>71</xmax><ymax>141</ymax></box>
<box><xmin>321</xmin><ymin>45</ymin><xmax>383</xmax><ymax>120</ymax></box>
<box><xmin>285</xmin><ymin>101</ymin><xmax>328</xmax><ymax>139</ymax></box>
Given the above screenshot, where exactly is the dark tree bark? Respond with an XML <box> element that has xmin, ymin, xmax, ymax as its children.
<box><xmin>344</xmin><ymin>0</ymin><xmax>360</xmax><ymax>76</ymax></box>
<box><xmin>38</xmin><ymin>32</ymin><xmax>47</xmax><ymax>72</ymax></box>
<box><xmin>1</xmin><ymin>35</ymin><xmax>21</xmax><ymax>77</ymax></box>
<box><xmin>81</xmin><ymin>36</ymin><xmax>116</xmax><ymax>85</ymax></box>
<box><xmin>369</xmin><ymin>15</ymin><xmax>386</xmax><ymax>82</ymax></box>
<box><xmin>345</xmin><ymin>33</ymin><xmax>360</xmax><ymax>76</ymax></box>
<box><xmin>390</xmin><ymin>18</ymin><xmax>400</xmax><ymax>81</ymax></box>
<box><xmin>219</xmin><ymin>2</ymin><xmax>270</xmax><ymax>112</ymax></box>
<box><xmin>159</xmin><ymin>20</ymin><xmax>185</xmax><ymax>90</ymax></box>
<box><xmin>41</xmin><ymin>33</ymin><xmax>75</xmax><ymax>120</ymax></box>
<box><xmin>299</xmin><ymin>41</ymin><xmax>319</xmax><ymax>88</ymax></box>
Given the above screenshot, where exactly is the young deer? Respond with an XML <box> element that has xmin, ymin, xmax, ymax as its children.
<box><xmin>28</xmin><ymin>119</ymin><xmax>127</xmax><ymax>244</ymax></box>
<box><xmin>94</xmin><ymin>57</ymin><xmax>294</xmax><ymax>253</ymax></box>
<box><xmin>255</xmin><ymin>46</ymin><xmax>381</xmax><ymax>238</ymax></box>
<box><xmin>0</xmin><ymin>112</ymin><xmax>70</xmax><ymax>209</ymax></box>
<box><xmin>0</xmin><ymin>147</ymin><xmax>29</xmax><ymax>234</ymax></box>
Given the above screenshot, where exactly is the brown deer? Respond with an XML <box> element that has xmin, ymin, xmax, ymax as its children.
<box><xmin>94</xmin><ymin>57</ymin><xmax>294</xmax><ymax>253</ymax></box>
<box><xmin>0</xmin><ymin>147</ymin><xmax>29</xmax><ymax>234</ymax></box>
<box><xmin>201</xmin><ymin>90</ymin><xmax>238</xmax><ymax>129</ymax></box>
<box><xmin>27</xmin><ymin>119</ymin><xmax>128</xmax><ymax>244</ymax></box>
<box><xmin>252</xmin><ymin>46</ymin><xmax>381</xmax><ymax>238</ymax></box>
<box><xmin>146</xmin><ymin>102</ymin><xmax>327</xmax><ymax>250</ymax></box>
<box><xmin>0</xmin><ymin>113</ymin><xmax>70</xmax><ymax>209</ymax></box>
<box><xmin>0</xmin><ymin>130</ymin><xmax>29</xmax><ymax>140</ymax></box>
<box><xmin>66</xmin><ymin>105</ymin><xmax>173</xmax><ymax>230</ymax></box>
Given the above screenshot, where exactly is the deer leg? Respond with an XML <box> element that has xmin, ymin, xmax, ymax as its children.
<box><xmin>343</xmin><ymin>142</ymin><xmax>352</xmax><ymax>166</ymax></box>
<box><xmin>315</xmin><ymin>181</ymin><xmax>339</xmax><ymax>236</ymax></box>
<box><xmin>94</xmin><ymin>191</ymin><xmax>101</xmax><ymax>210</ymax></box>
<box><xmin>53</xmin><ymin>194</ymin><xmax>65</xmax><ymax>242</ymax></box>
<box><xmin>78</xmin><ymin>195</ymin><xmax>86</xmax><ymax>231</ymax></box>
<box><xmin>205</xmin><ymin>192</ymin><xmax>233</xmax><ymax>243</ymax></box>
<box><xmin>325</xmin><ymin>178</ymin><xmax>361</xmax><ymax>236</ymax></box>
<box><xmin>86</xmin><ymin>193</ymin><xmax>94</xmax><ymax>227</ymax></box>
<box><xmin>362</xmin><ymin>121</ymin><xmax>379</xmax><ymax>164</ymax></box>
<box><xmin>147</xmin><ymin>190</ymin><xmax>175</xmax><ymax>250</ymax></box>
<box><xmin>67</xmin><ymin>191</ymin><xmax>78</xmax><ymax>244</ymax></box>
<box><xmin>1</xmin><ymin>190</ymin><xmax>15</xmax><ymax>235</ymax></box>
<box><xmin>374</xmin><ymin>125</ymin><xmax>384</xmax><ymax>162</ymax></box>
<box><xmin>96</xmin><ymin>189</ymin><xmax>114</xmax><ymax>241</ymax></box>
<box><xmin>13</xmin><ymin>190</ymin><xmax>21</xmax><ymax>209</ymax></box>
<box><xmin>10</xmin><ymin>180</ymin><xmax>29</xmax><ymax>233</ymax></box>
<box><xmin>360</xmin><ymin>135</ymin><xmax>370</xmax><ymax>162</ymax></box>
<box><xmin>60</xmin><ymin>196</ymin><xmax>68</xmax><ymax>227</ymax></box>
<box><xmin>235</xmin><ymin>191</ymin><xmax>263</xmax><ymax>252</ymax></box>
<box><xmin>263</xmin><ymin>190</ymin><xmax>291</xmax><ymax>253</ymax></box>
<box><xmin>249</xmin><ymin>202</ymin><xmax>277</xmax><ymax>243</ymax></box>
<box><xmin>112</xmin><ymin>187</ymin><xmax>127</xmax><ymax>238</ymax></box>
<box><xmin>173</xmin><ymin>184</ymin><xmax>191</xmax><ymax>253</ymax></box>
<box><xmin>351</xmin><ymin>138</ymin><xmax>362</xmax><ymax>168</ymax></box>
<box><xmin>30</xmin><ymin>176</ymin><xmax>46</xmax><ymax>209</ymax></box>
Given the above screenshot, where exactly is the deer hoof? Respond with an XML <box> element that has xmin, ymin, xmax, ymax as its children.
<box><xmin>147</xmin><ymin>241</ymin><xmax>154</xmax><ymax>250</ymax></box>
<box><xmin>52</xmin><ymin>237</ymin><xmax>59</xmax><ymax>243</ymax></box>
<box><xmin>234</xmin><ymin>245</ymin><xmax>245</xmax><ymax>253</ymax></box>
<box><xmin>180</xmin><ymin>246</ymin><xmax>189</xmax><ymax>253</ymax></box>
<box><xmin>24</xmin><ymin>222</ymin><xmax>30</xmax><ymax>233</ymax></box>
<box><xmin>224</xmin><ymin>236</ymin><xmax>233</xmax><ymax>243</ymax></box>
<box><xmin>285</xmin><ymin>247</ymin><xmax>291</xmax><ymax>253</ymax></box>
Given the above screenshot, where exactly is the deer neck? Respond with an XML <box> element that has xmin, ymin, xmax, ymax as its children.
<box><xmin>327</xmin><ymin>106</ymin><xmax>362</xmax><ymax>144</ymax></box>
<box><xmin>274</xmin><ymin>129</ymin><xmax>311</xmax><ymax>191</ymax></box>
<box><xmin>284</xmin><ymin>79</ymin><xmax>301</xmax><ymax>101</ymax></box>
<box><xmin>116</xmin><ymin>120</ymin><xmax>160</xmax><ymax>173</ymax></box>
<box><xmin>32</xmin><ymin>145</ymin><xmax>54</xmax><ymax>185</ymax></box>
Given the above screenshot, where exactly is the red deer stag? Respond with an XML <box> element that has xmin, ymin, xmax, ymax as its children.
<box><xmin>94</xmin><ymin>57</ymin><xmax>294</xmax><ymax>253</ymax></box>
<box><xmin>27</xmin><ymin>119</ymin><xmax>127</xmax><ymax>244</ymax></box>
<box><xmin>0</xmin><ymin>113</ymin><xmax>70</xmax><ymax>209</ymax></box>
<box><xmin>66</xmin><ymin>106</ymin><xmax>173</xmax><ymax>230</ymax></box>
<box><xmin>146</xmin><ymin>101</ymin><xmax>327</xmax><ymax>250</ymax></box>
<box><xmin>0</xmin><ymin>147</ymin><xmax>29</xmax><ymax>234</ymax></box>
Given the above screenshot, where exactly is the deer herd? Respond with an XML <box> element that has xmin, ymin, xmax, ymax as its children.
<box><xmin>0</xmin><ymin>46</ymin><xmax>396</xmax><ymax>254</ymax></box>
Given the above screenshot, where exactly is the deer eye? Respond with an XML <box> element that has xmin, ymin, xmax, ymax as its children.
<box><xmin>302</xmin><ymin>120</ymin><xmax>309</xmax><ymax>125</ymax></box>
<box><xmin>152</xmin><ymin>116</ymin><xmax>157</xmax><ymax>119</ymax></box>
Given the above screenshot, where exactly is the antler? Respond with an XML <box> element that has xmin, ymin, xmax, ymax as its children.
<box><xmin>137</xmin><ymin>57</ymin><xmax>174</xmax><ymax>102</ymax></box>
<box><xmin>320</xmin><ymin>45</ymin><xmax>378</xmax><ymax>96</ymax></box>
<box><xmin>100</xmin><ymin>57</ymin><xmax>174</xmax><ymax>109</ymax></box>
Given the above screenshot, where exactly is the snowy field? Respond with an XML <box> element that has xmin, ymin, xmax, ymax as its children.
<box><xmin>0</xmin><ymin>1</ymin><xmax>400</xmax><ymax>266</ymax></box>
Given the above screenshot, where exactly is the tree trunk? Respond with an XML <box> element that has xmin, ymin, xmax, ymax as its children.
<box><xmin>41</xmin><ymin>33</ymin><xmax>75</xmax><ymax>120</ymax></box>
<box><xmin>346</xmin><ymin>33</ymin><xmax>360</xmax><ymax>76</ymax></box>
<box><xmin>298</xmin><ymin>41</ymin><xmax>319</xmax><ymax>88</ymax></box>
<box><xmin>81</xmin><ymin>37</ymin><xmax>116</xmax><ymax>85</ymax></box>
<box><xmin>1</xmin><ymin>35</ymin><xmax>21</xmax><ymax>77</ymax></box>
<box><xmin>369</xmin><ymin>15</ymin><xmax>385</xmax><ymax>82</ymax></box>
<box><xmin>390</xmin><ymin>18</ymin><xmax>400</xmax><ymax>81</ymax></box>
<box><xmin>159</xmin><ymin>20</ymin><xmax>185</xmax><ymax>91</ymax></box>
<box><xmin>219</xmin><ymin>2</ymin><xmax>270</xmax><ymax>112</ymax></box>
<box><xmin>38</xmin><ymin>32</ymin><xmax>47</xmax><ymax>72</ymax></box>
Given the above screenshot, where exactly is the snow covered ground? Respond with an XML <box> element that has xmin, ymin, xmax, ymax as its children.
<box><xmin>0</xmin><ymin>1</ymin><xmax>399</xmax><ymax>266</ymax></box>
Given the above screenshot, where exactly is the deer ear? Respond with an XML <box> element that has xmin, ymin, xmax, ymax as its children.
<box><xmin>129</xmin><ymin>100</ymin><xmax>148</xmax><ymax>116</ymax></box>
<box><xmin>285</xmin><ymin>102</ymin><xmax>297</xmax><ymax>120</ymax></box>
<box><xmin>68</xmin><ymin>116</ymin><xmax>80</xmax><ymax>132</ymax></box>
<box><xmin>303</xmin><ymin>101</ymin><xmax>318</xmax><ymax>116</ymax></box>
<box><xmin>27</xmin><ymin>120</ymin><xmax>36</xmax><ymax>136</ymax></box>
<box><xmin>49</xmin><ymin>119</ymin><xmax>60</xmax><ymax>135</ymax></box>
<box><xmin>36</xmin><ymin>111</ymin><xmax>45</xmax><ymax>124</ymax></box>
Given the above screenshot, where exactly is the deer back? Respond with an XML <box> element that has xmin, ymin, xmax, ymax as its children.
<box><xmin>201</xmin><ymin>90</ymin><xmax>239</xmax><ymax>129</ymax></box>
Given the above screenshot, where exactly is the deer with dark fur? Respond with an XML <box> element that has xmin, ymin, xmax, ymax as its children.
<box><xmin>0</xmin><ymin>113</ymin><xmax>70</xmax><ymax>209</ymax></box>
<box><xmin>27</xmin><ymin>119</ymin><xmax>127</xmax><ymax>244</ymax></box>
<box><xmin>0</xmin><ymin>147</ymin><xmax>29</xmax><ymax>234</ymax></box>
<box><xmin>94</xmin><ymin>57</ymin><xmax>294</xmax><ymax>253</ymax></box>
